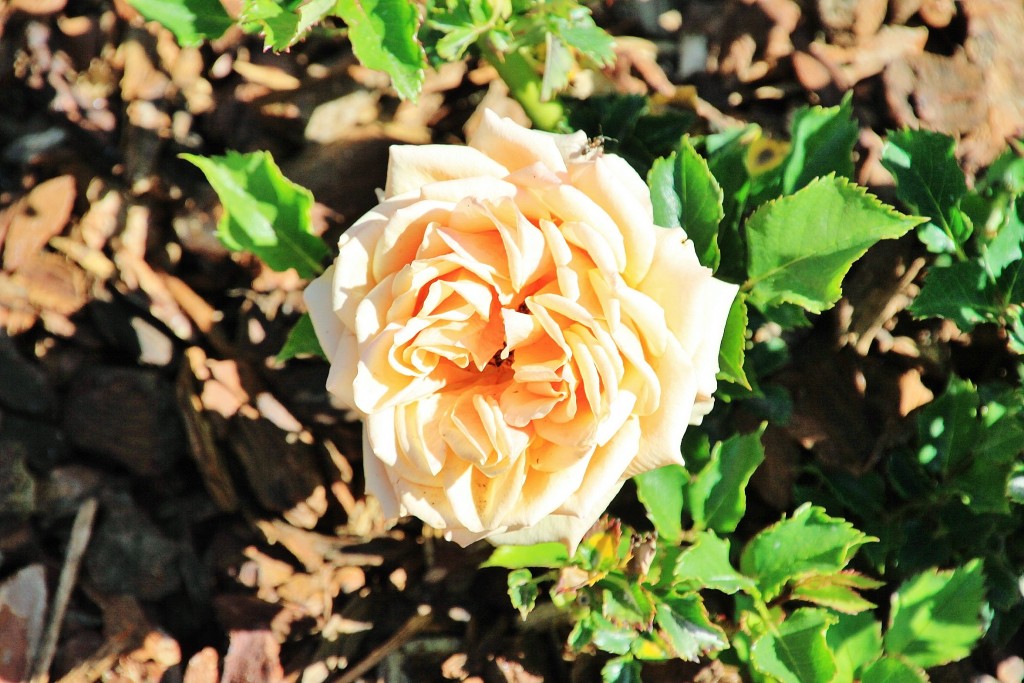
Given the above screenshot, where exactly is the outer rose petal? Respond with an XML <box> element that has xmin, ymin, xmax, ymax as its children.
<box><xmin>469</xmin><ymin>109</ymin><xmax>586</xmax><ymax>174</ymax></box>
<box><xmin>304</xmin><ymin>265</ymin><xmax>342</xmax><ymax>359</ymax></box>
<box><xmin>385</xmin><ymin>145</ymin><xmax>509</xmax><ymax>198</ymax></box>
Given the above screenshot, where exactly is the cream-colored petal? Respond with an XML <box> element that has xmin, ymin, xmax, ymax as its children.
<box><xmin>363</xmin><ymin>428</ymin><xmax>404</xmax><ymax>520</ymax></box>
<box><xmin>385</xmin><ymin>144</ymin><xmax>509</xmax><ymax>198</ymax></box>
<box><xmin>626</xmin><ymin>338</ymin><xmax>693</xmax><ymax>477</ymax></box>
<box><xmin>332</xmin><ymin>196</ymin><xmax>413</xmax><ymax>327</ymax></box>
<box><xmin>569</xmin><ymin>154</ymin><xmax>657</xmax><ymax>284</ymax></box>
<box><xmin>638</xmin><ymin>230</ymin><xmax>738</xmax><ymax>416</ymax></box>
<box><xmin>554</xmin><ymin>415</ymin><xmax>640</xmax><ymax>514</ymax></box>
<box><xmin>469</xmin><ymin>109</ymin><xmax>572</xmax><ymax>174</ymax></box>
<box><xmin>488</xmin><ymin>476</ymin><xmax>624</xmax><ymax>553</ymax></box>
<box><xmin>303</xmin><ymin>264</ymin><xmax>343</xmax><ymax>358</ymax></box>
<box><xmin>325</xmin><ymin>329</ymin><xmax>359</xmax><ymax>413</ymax></box>
<box><xmin>419</xmin><ymin>176</ymin><xmax>517</xmax><ymax>204</ymax></box>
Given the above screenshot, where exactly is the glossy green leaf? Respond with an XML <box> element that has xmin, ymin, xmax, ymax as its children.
<box><xmin>740</xmin><ymin>504</ymin><xmax>874</xmax><ymax>601</ymax></box>
<box><xmin>826</xmin><ymin>611</ymin><xmax>883</xmax><ymax>683</ymax></box>
<box><xmin>744</xmin><ymin>175</ymin><xmax>923</xmax><ymax>313</ymax></box>
<box><xmin>276</xmin><ymin>313</ymin><xmax>326</xmax><ymax>362</ymax></box>
<box><xmin>881</xmin><ymin>129</ymin><xmax>970</xmax><ymax>251</ymax></box>
<box><xmin>591</xmin><ymin>612</ymin><xmax>636</xmax><ymax>655</ymax></box>
<box><xmin>860</xmin><ymin>657</ymin><xmax>929</xmax><ymax>683</ymax></box>
<box><xmin>916</xmin><ymin>376</ymin><xmax>979</xmax><ymax>474</ymax></box>
<box><xmin>689</xmin><ymin>426</ymin><xmax>765</xmax><ymax>533</ymax></box>
<box><xmin>336</xmin><ymin>0</ymin><xmax>425</xmax><ymax>100</ymax></box>
<box><xmin>781</xmin><ymin>94</ymin><xmax>858</xmax><ymax>194</ymax></box>
<box><xmin>507</xmin><ymin>568</ymin><xmax>539</xmax><ymax>619</ymax></box>
<box><xmin>128</xmin><ymin>0</ymin><xmax>233</xmax><ymax>46</ymax></box>
<box><xmin>241</xmin><ymin>0</ymin><xmax>302</xmax><ymax>50</ymax></box>
<box><xmin>909</xmin><ymin>261</ymin><xmax>997</xmax><ymax>330</ymax></box>
<box><xmin>654</xmin><ymin>595</ymin><xmax>728</xmax><ymax>661</ymax></box>
<box><xmin>182</xmin><ymin>151</ymin><xmax>330</xmax><ymax>278</ymax></box>
<box><xmin>482</xmin><ymin>542</ymin><xmax>570</xmax><ymax>568</ymax></box>
<box><xmin>980</xmin><ymin>197</ymin><xmax>1024</xmax><ymax>276</ymax></box>
<box><xmin>884</xmin><ymin>559</ymin><xmax>987</xmax><ymax>669</ymax></box>
<box><xmin>953</xmin><ymin>415</ymin><xmax>1022</xmax><ymax>514</ymax></box>
<box><xmin>751</xmin><ymin>608</ymin><xmax>838</xmax><ymax>683</ymax></box>
<box><xmin>634</xmin><ymin>464</ymin><xmax>687</xmax><ymax>544</ymax></box>
<box><xmin>790</xmin><ymin>572</ymin><xmax>881</xmax><ymax>614</ymax></box>
<box><xmin>717</xmin><ymin>294</ymin><xmax>750</xmax><ymax>388</ymax></box>
<box><xmin>998</xmin><ymin>256</ymin><xmax>1024</xmax><ymax>305</ymax></box>
<box><xmin>674</xmin><ymin>531</ymin><xmax>755</xmax><ymax>595</ymax></box>
<box><xmin>600</xmin><ymin>576</ymin><xmax>655</xmax><ymax>630</ymax></box>
<box><xmin>648</xmin><ymin>136</ymin><xmax>724</xmax><ymax>271</ymax></box>
<box><xmin>558</xmin><ymin>8</ymin><xmax>615</xmax><ymax>65</ymax></box>
<box><xmin>601</xmin><ymin>656</ymin><xmax>642</xmax><ymax>683</ymax></box>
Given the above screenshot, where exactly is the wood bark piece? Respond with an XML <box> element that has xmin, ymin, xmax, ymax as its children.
<box><xmin>31</xmin><ymin>498</ymin><xmax>96</xmax><ymax>683</ymax></box>
<box><xmin>63</xmin><ymin>366</ymin><xmax>184</xmax><ymax>476</ymax></box>
<box><xmin>0</xmin><ymin>565</ymin><xmax>47</xmax><ymax>683</ymax></box>
<box><xmin>176</xmin><ymin>351</ymin><xmax>242</xmax><ymax>513</ymax></box>
<box><xmin>221</xmin><ymin>630</ymin><xmax>284</xmax><ymax>683</ymax></box>
<box><xmin>1</xmin><ymin>175</ymin><xmax>76</xmax><ymax>272</ymax></box>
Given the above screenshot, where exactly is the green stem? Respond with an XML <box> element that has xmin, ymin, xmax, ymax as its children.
<box><xmin>481</xmin><ymin>46</ymin><xmax>566</xmax><ymax>132</ymax></box>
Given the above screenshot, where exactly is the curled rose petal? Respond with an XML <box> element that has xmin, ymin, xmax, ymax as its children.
<box><xmin>306</xmin><ymin>110</ymin><xmax>738</xmax><ymax>552</ymax></box>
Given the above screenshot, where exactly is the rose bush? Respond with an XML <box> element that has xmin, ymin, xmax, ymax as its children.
<box><xmin>305</xmin><ymin>110</ymin><xmax>738</xmax><ymax>550</ymax></box>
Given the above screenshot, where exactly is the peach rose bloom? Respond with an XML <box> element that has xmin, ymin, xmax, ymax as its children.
<box><xmin>305</xmin><ymin>110</ymin><xmax>738</xmax><ymax>550</ymax></box>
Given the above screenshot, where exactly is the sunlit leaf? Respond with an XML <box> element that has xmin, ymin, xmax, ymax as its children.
<box><xmin>751</xmin><ymin>608</ymin><xmax>838</xmax><ymax>683</ymax></box>
<box><xmin>182</xmin><ymin>151</ymin><xmax>330</xmax><ymax>278</ymax></box>
<box><xmin>128</xmin><ymin>0</ymin><xmax>233</xmax><ymax>46</ymax></box>
<box><xmin>884</xmin><ymin>559</ymin><xmax>987</xmax><ymax>669</ymax></box>
<box><xmin>744</xmin><ymin>176</ymin><xmax>924</xmax><ymax>313</ymax></box>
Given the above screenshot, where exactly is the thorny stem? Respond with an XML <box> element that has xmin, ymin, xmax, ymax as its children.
<box><xmin>480</xmin><ymin>45</ymin><xmax>566</xmax><ymax>132</ymax></box>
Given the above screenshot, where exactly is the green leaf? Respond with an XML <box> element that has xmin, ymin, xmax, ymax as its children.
<box><xmin>790</xmin><ymin>572</ymin><xmax>881</xmax><ymax>614</ymax></box>
<box><xmin>881</xmin><ymin>129</ymin><xmax>970</xmax><ymax>251</ymax></box>
<box><xmin>997</xmin><ymin>256</ymin><xmax>1024</xmax><ymax>305</ymax></box>
<box><xmin>600</xmin><ymin>575</ymin><xmax>655</xmax><ymax>629</ymax></box>
<box><xmin>740</xmin><ymin>504</ymin><xmax>874</xmax><ymax>601</ymax></box>
<box><xmin>634</xmin><ymin>465</ymin><xmax>687</xmax><ymax>544</ymax></box>
<box><xmin>744</xmin><ymin>175</ymin><xmax>923</xmax><ymax>313</ymax></box>
<box><xmin>915</xmin><ymin>376</ymin><xmax>979</xmax><ymax>474</ymax></box>
<box><xmin>717</xmin><ymin>294</ymin><xmax>750</xmax><ymax>388</ymax></box>
<box><xmin>689</xmin><ymin>426</ymin><xmax>766</xmax><ymax>533</ymax></box>
<box><xmin>703</xmin><ymin>126</ymin><xmax>755</xmax><ymax>282</ymax></box>
<box><xmin>674</xmin><ymin>531</ymin><xmax>756</xmax><ymax>595</ymax></box>
<box><xmin>128</xmin><ymin>0</ymin><xmax>234</xmax><ymax>46</ymax></box>
<box><xmin>826</xmin><ymin>612</ymin><xmax>883</xmax><ymax>683</ymax></box>
<box><xmin>482</xmin><ymin>542</ymin><xmax>570</xmax><ymax>568</ymax></box>
<box><xmin>241</xmin><ymin>0</ymin><xmax>301</xmax><ymax>50</ymax></box>
<box><xmin>276</xmin><ymin>313</ymin><xmax>327</xmax><ymax>362</ymax></box>
<box><xmin>182</xmin><ymin>151</ymin><xmax>330</xmax><ymax>278</ymax></box>
<box><xmin>860</xmin><ymin>657</ymin><xmax>929</xmax><ymax>683</ymax></box>
<box><xmin>507</xmin><ymin>568</ymin><xmax>539</xmax><ymax>619</ymax></box>
<box><xmin>601</xmin><ymin>656</ymin><xmax>642</xmax><ymax>683</ymax></box>
<box><xmin>541</xmin><ymin>33</ymin><xmax>574</xmax><ymax>101</ymax></box>
<box><xmin>297</xmin><ymin>0</ymin><xmax>339</xmax><ymax>36</ymax></box>
<box><xmin>654</xmin><ymin>595</ymin><xmax>729</xmax><ymax>661</ymax></box>
<box><xmin>591</xmin><ymin>612</ymin><xmax>636</xmax><ymax>655</ymax></box>
<box><xmin>557</xmin><ymin>7</ymin><xmax>615</xmax><ymax>65</ymax></box>
<box><xmin>909</xmin><ymin>260</ymin><xmax>997</xmax><ymax>330</ymax></box>
<box><xmin>336</xmin><ymin>0</ymin><xmax>425</xmax><ymax>100</ymax></box>
<box><xmin>953</xmin><ymin>416</ymin><xmax>1021</xmax><ymax>514</ymax></box>
<box><xmin>781</xmin><ymin>93</ymin><xmax>858</xmax><ymax>194</ymax></box>
<box><xmin>751</xmin><ymin>608</ymin><xmax>838</xmax><ymax>683</ymax></box>
<box><xmin>884</xmin><ymin>559</ymin><xmax>987</xmax><ymax>669</ymax></box>
<box><xmin>647</xmin><ymin>136</ymin><xmax>724</xmax><ymax>271</ymax></box>
<box><xmin>980</xmin><ymin>196</ymin><xmax>1024</xmax><ymax>277</ymax></box>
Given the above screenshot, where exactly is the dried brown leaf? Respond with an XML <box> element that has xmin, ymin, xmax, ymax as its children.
<box><xmin>1</xmin><ymin>175</ymin><xmax>76</xmax><ymax>272</ymax></box>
